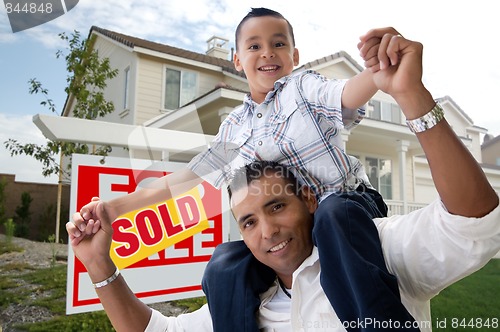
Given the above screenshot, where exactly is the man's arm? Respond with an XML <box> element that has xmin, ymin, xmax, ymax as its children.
<box><xmin>360</xmin><ymin>28</ymin><xmax>498</xmax><ymax>217</ymax></box>
<box><xmin>67</xmin><ymin>199</ymin><xmax>153</xmax><ymax>331</ymax></box>
<box><xmin>409</xmin><ymin>98</ymin><xmax>497</xmax><ymax>217</ymax></box>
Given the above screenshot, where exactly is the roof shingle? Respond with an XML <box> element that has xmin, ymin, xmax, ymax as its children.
<box><xmin>90</xmin><ymin>26</ymin><xmax>245</xmax><ymax>78</ymax></box>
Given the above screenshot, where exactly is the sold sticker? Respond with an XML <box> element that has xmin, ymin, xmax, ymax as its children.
<box><xmin>110</xmin><ymin>187</ymin><xmax>210</xmax><ymax>269</ymax></box>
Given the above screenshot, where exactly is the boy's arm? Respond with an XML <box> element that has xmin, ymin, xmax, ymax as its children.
<box><xmin>341</xmin><ymin>33</ymin><xmax>384</xmax><ymax>115</ymax></box>
<box><xmin>72</xmin><ymin>167</ymin><xmax>203</xmax><ymax>241</ymax></box>
<box><xmin>341</xmin><ymin>69</ymin><xmax>377</xmax><ymax>111</ymax></box>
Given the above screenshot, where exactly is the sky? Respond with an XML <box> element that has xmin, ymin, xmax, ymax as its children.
<box><xmin>1</xmin><ymin>0</ymin><xmax>499</xmax><ymax>184</ymax></box>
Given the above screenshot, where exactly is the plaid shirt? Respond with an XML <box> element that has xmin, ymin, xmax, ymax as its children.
<box><xmin>188</xmin><ymin>70</ymin><xmax>369</xmax><ymax>201</ymax></box>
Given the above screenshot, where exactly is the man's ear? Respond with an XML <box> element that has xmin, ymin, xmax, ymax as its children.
<box><xmin>293</xmin><ymin>48</ymin><xmax>300</xmax><ymax>66</ymax></box>
<box><xmin>234</xmin><ymin>52</ymin><xmax>243</xmax><ymax>72</ymax></box>
<box><xmin>299</xmin><ymin>186</ymin><xmax>317</xmax><ymax>214</ymax></box>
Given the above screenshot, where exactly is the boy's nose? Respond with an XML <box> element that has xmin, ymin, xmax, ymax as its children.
<box><xmin>261</xmin><ymin>48</ymin><xmax>275</xmax><ymax>58</ymax></box>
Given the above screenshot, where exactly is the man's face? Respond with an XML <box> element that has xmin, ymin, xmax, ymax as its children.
<box><xmin>234</xmin><ymin>15</ymin><xmax>299</xmax><ymax>104</ymax></box>
<box><xmin>230</xmin><ymin>172</ymin><xmax>317</xmax><ymax>283</ymax></box>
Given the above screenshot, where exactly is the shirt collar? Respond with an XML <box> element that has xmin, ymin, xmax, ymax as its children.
<box><xmin>243</xmin><ymin>74</ymin><xmax>290</xmax><ymax>109</ymax></box>
<box><xmin>293</xmin><ymin>246</ymin><xmax>319</xmax><ymax>279</ymax></box>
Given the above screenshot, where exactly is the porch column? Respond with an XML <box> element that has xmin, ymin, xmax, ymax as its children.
<box><xmin>396</xmin><ymin>140</ymin><xmax>410</xmax><ymax>214</ymax></box>
<box><xmin>341</xmin><ymin>129</ymin><xmax>351</xmax><ymax>150</ymax></box>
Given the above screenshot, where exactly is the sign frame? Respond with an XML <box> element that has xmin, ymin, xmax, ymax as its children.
<box><xmin>66</xmin><ymin>154</ymin><xmax>230</xmax><ymax>314</ymax></box>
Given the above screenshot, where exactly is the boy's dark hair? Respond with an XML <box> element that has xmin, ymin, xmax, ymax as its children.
<box><xmin>227</xmin><ymin>160</ymin><xmax>301</xmax><ymax>199</ymax></box>
<box><xmin>235</xmin><ymin>7</ymin><xmax>295</xmax><ymax>51</ymax></box>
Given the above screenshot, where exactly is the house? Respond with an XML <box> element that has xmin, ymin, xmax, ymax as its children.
<box><xmin>482</xmin><ymin>134</ymin><xmax>500</xmax><ymax>167</ymax></box>
<box><xmin>62</xmin><ymin>26</ymin><xmax>500</xmax><ymax>216</ymax></box>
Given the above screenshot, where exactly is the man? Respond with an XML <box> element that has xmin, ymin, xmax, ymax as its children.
<box><xmin>68</xmin><ymin>27</ymin><xmax>499</xmax><ymax>331</ymax></box>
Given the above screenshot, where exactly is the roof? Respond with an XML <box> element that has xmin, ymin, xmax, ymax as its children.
<box><xmin>436</xmin><ymin>96</ymin><xmax>474</xmax><ymax>123</ymax></box>
<box><xmin>297</xmin><ymin>50</ymin><xmax>364</xmax><ymax>72</ymax></box>
<box><xmin>90</xmin><ymin>26</ymin><xmax>245</xmax><ymax>78</ymax></box>
<box><xmin>482</xmin><ymin>133</ymin><xmax>500</xmax><ymax>149</ymax></box>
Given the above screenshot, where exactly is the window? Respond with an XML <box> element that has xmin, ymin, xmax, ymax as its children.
<box><xmin>164</xmin><ymin>68</ymin><xmax>197</xmax><ymax>110</ymax></box>
<box><xmin>369</xmin><ymin>100</ymin><xmax>401</xmax><ymax>124</ymax></box>
<box><xmin>366</xmin><ymin>157</ymin><xmax>392</xmax><ymax>199</ymax></box>
<box><xmin>371</xmin><ymin>100</ymin><xmax>381</xmax><ymax>120</ymax></box>
<box><xmin>123</xmin><ymin>67</ymin><xmax>130</xmax><ymax>110</ymax></box>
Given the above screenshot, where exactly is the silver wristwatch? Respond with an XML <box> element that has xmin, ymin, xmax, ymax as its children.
<box><xmin>406</xmin><ymin>103</ymin><xmax>445</xmax><ymax>133</ymax></box>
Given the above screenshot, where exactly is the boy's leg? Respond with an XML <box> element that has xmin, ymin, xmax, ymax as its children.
<box><xmin>313</xmin><ymin>191</ymin><xmax>418</xmax><ymax>331</ymax></box>
<box><xmin>202</xmin><ymin>240</ymin><xmax>275</xmax><ymax>332</ymax></box>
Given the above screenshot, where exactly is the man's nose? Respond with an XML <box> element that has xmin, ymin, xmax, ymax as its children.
<box><xmin>261</xmin><ymin>218</ymin><xmax>279</xmax><ymax>239</ymax></box>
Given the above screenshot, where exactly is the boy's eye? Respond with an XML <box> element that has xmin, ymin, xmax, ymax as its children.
<box><xmin>275</xmin><ymin>42</ymin><xmax>285</xmax><ymax>47</ymax></box>
<box><xmin>248</xmin><ymin>44</ymin><xmax>259</xmax><ymax>50</ymax></box>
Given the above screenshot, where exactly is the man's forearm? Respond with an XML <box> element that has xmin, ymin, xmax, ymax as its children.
<box><xmin>400</xmin><ymin>89</ymin><xmax>498</xmax><ymax>217</ymax></box>
<box><xmin>96</xmin><ymin>276</ymin><xmax>153</xmax><ymax>331</ymax></box>
<box><xmin>87</xmin><ymin>258</ymin><xmax>152</xmax><ymax>332</ymax></box>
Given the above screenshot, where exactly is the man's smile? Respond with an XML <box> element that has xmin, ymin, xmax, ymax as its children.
<box><xmin>268</xmin><ymin>239</ymin><xmax>291</xmax><ymax>252</ymax></box>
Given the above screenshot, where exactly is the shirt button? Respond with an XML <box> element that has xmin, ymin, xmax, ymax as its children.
<box><xmin>258</xmin><ymin>141</ymin><xmax>263</xmax><ymax>146</ymax></box>
<box><xmin>257</xmin><ymin>113</ymin><xmax>262</xmax><ymax>118</ymax></box>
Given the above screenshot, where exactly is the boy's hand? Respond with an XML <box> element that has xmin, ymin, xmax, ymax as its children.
<box><xmin>358</xmin><ymin>27</ymin><xmax>403</xmax><ymax>73</ymax></box>
<box><xmin>358</xmin><ymin>36</ymin><xmax>382</xmax><ymax>72</ymax></box>
<box><xmin>358</xmin><ymin>27</ymin><xmax>427</xmax><ymax>118</ymax></box>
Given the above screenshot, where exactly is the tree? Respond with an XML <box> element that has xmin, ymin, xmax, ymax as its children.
<box><xmin>14</xmin><ymin>192</ymin><xmax>33</xmax><ymax>238</ymax></box>
<box><xmin>0</xmin><ymin>177</ymin><xmax>7</xmax><ymax>226</ymax></box>
<box><xmin>4</xmin><ymin>30</ymin><xmax>118</xmax><ymax>242</ymax></box>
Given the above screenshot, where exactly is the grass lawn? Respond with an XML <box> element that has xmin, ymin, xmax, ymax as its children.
<box><xmin>1</xmin><ymin>234</ymin><xmax>498</xmax><ymax>331</ymax></box>
<box><xmin>430</xmin><ymin>258</ymin><xmax>500</xmax><ymax>331</ymax></box>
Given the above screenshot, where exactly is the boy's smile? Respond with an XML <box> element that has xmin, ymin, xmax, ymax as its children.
<box><xmin>234</xmin><ymin>15</ymin><xmax>299</xmax><ymax>104</ymax></box>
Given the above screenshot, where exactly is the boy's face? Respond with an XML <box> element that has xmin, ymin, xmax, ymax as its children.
<box><xmin>234</xmin><ymin>15</ymin><xmax>299</xmax><ymax>104</ymax></box>
<box><xmin>230</xmin><ymin>172</ymin><xmax>316</xmax><ymax>284</ymax></box>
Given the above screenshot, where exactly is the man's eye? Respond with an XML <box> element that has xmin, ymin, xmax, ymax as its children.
<box><xmin>272</xmin><ymin>203</ymin><xmax>284</xmax><ymax>212</ymax></box>
<box><xmin>243</xmin><ymin>220</ymin><xmax>255</xmax><ymax>228</ymax></box>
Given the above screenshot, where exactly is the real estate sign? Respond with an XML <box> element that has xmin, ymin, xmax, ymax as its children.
<box><xmin>66</xmin><ymin>154</ymin><xmax>229</xmax><ymax>314</ymax></box>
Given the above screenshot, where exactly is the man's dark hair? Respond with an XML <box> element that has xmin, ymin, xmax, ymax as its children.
<box><xmin>235</xmin><ymin>7</ymin><xmax>295</xmax><ymax>51</ymax></box>
<box><xmin>227</xmin><ymin>160</ymin><xmax>301</xmax><ymax>199</ymax></box>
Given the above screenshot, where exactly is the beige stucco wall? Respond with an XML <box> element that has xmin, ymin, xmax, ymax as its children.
<box><xmin>482</xmin><ymin>140</ymin><xmax>500</xmax><ymax>165</ymax></box>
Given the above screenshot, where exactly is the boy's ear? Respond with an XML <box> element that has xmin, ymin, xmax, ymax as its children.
<box><xmin>234</xmin><ymin>53</ymin><xmax>243</xmax><ymax>72</ymax></box>
<box><xmin>293</xmin><ymin>48</ymin><xmax>300</xmax><ymax>66</ymax></box>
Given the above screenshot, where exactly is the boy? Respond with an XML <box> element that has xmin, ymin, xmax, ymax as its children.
<box><xmin>199</xmin><ymin>8</ymin><xmax>413</xmax><ymax>331</ymax></box>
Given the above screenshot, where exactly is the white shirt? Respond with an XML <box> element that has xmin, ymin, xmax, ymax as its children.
<box><xmin>145</xmin><ymin>198</ymin><xmax>500</xmax><ymax>331</ymax></box>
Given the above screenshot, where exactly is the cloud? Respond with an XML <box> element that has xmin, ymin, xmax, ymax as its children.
<box><xmin>1</xmin><ymin>0</ymin><xmax>499</xmax><ymax>189</ymax></box>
